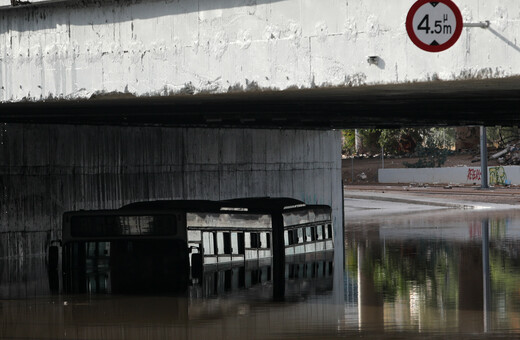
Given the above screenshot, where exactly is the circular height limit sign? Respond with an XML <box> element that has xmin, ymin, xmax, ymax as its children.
<box><xmin>406</xmin><ymin>0</ymin><xmax>463</xmax><ymax>52</ymax></box>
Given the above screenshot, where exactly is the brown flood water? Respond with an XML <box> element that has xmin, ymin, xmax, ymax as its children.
<box><xmin>4</xmin><ymin>209</ymin><xmax>520</xmax><ymax>339</ymax></box>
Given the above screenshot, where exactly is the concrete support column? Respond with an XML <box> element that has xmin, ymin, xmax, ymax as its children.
<box><xmin>480</xmin><ymin>126</ymin><xmax>489</xmax><ymax>189</ymax></box>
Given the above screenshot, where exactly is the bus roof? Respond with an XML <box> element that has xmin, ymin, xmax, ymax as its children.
<box><xmin>118</xmin><ymin>197</ymin><xmax>311</xmax><ymax>213</ymax></box>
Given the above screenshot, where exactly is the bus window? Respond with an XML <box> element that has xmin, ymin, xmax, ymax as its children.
<box><xmin>293</xmin><ymin>230</ymin><xmax>300</xmax><ymax>244</ymax></box>
<box><xmin>305</xmin><ymin>227</ymin><xmax>312</xmax><ymax>242</ymax></box>
<box><xmin>238</xmin><ymin>233</ymin><xmax>245</xmax><ymax>254</ymax></box>
<box><xmin>327</xmin><ymin>224</ymin><xmax>333</xmax><ymax>239</ymax></box>
<box><xmin>311</xmin><ymin>227</ymin><xmax>316</xmax><ymax>241</ymax></box>
<box><xmin>260</xmin><ymin>233</ymin><xmax>267</xmax><ymax>249</ymax></box>
<box><xmin>245</xmin><ymin>232</ymin><xmax>251</xmax><ymax>248</ymax></box>
<box><xmin>317</xmin><ymin>225</ymin><xmax>323</xmax><ymax>240</ymax></box>
<box><xmin>224</xmin><ymin>232</ymin><xmax>232</xmax><ymax>254</ymax></box>
<box><xmin>217</xmin><ymin>232</ymin><xmax>224</xmax><ymax>255</ymax></box>
<box><xmin>250</xmin><ymin>233</ymin><xmax>260</xmax><ymax>248</ymax></box>
<box><xmin>213</xmin><ymin>232</ymin><xmax>218</xmax><ymax>255</ymax></box>
<box><xmin>287</xmin><ymin>230</ymin><xmax>294</xmax><ymax>245</ymax></box>
<box><xmin>297</xmin><ymin>228</ymin><xmax>304</xmax><ymax>243</ymax></box>
<box><xmin>203</xmin><ymin>232</ymin><xmax>214</xmax><ymax>255</ymax></box>
<box><xmin>231</xmin><ymin>233</ymin><xmax>239</xmax><ymax>255</ymax></box>
<box><xmin>266</xmin><ymin>233</ymin><xmax>271</xmax><ymax>249</ymax></box>
<box><xmin>71</xmin><ymin>215</ymin><xmax>177</xmax><ymax>237</ymax></box>
<box><xmin>188</xmin><ymin>230</ymin><xmax>201</xmax><ymax>242</ymax></box>
<box><xmin>284</xmin><ymin>231</ymin><xmax>289</xmax><ymax>246</ymax></box>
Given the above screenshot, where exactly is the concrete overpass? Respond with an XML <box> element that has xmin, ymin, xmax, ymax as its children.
<box><xmin>1</xmin><ymin>0</ymin><xmax>519</xmax><ymax>128</ymax></box>
<box><xmin>0</xmin><ymin>0</ymin><xmax>519</xmax><ymax>267</ymax></box>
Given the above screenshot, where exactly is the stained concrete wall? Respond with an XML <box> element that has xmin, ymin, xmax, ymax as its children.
<box><xmin>0</xmin><ymin>0</ymin><xmax>65</xmax><ymax>9</ymax></box>
<box><xmin>0</xmin><ymin>0</ymin><xmax>519</xmax><ymax>102</ymax></box>
<box><xmin>0</xmin><ymin>124</ymin><xmax>342</xmax><ymax>259</ymax></box>
<box><xmin>379</xmin><ymin>165</ymin><xmax>520</xmax><ymax>186</ymax></box>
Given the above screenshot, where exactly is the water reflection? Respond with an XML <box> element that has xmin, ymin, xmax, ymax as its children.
<box><xmin>345</xmin><ymin>211</ymin><xmax>520</xmax><ymax>335</ymax></box>
<box><xmin>0</xmin><ymin>254</ymin><xmax>339</xmax><ymax>340</ymax></box>
<box><xmin>189</xmin><ymin>253</ymin><xmax>334</xmax><ymax>301</ymax></box>
<box><xmin>7</xmin><ymin>210</ymin><xmax>520</xmax><ymax>338</ymax></box>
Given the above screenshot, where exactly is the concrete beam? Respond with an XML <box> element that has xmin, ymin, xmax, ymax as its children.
<box><xmin>1</xmin><ymin>77</ymin><xmax>519</xmax><ymax>128</ymax></box>
<box><xmin>0</xmin><ymin>0</ymin><xmax>519</xmax><ymax>104</ymax></box>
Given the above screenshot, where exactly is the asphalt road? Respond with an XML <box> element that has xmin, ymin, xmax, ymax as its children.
<box><xmin>344</xmin><ymin>184</ymin><xmax>520</xmax><ymax>221</ymax></box>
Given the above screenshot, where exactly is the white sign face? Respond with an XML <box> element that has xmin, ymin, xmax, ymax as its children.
<box><xmin>406</xmin><ymin>0</ymin><xmax>463</xmax><ymax>52</ymax></box>
<box><xmin>413</xmin><ymin>3</ymin><xmax>457</xmax><ymax>45</ymax></box>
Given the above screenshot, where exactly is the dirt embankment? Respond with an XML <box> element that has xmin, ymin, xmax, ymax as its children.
<box><xmin>343</xmin><ymin>153</ymin><xmax>500</xmax><ymax>184</ymax></box>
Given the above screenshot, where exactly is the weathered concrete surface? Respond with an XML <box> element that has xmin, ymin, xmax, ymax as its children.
<box><xmin>0</xmin><ymin>0</ymin><xmax>519</xmax><ymax>102</ymax></box>
<box><xmin>0</xmin><ymin>257</ymin><xmax>50</xmax><ymax>298</ymax></box>
<box><xmin>0</xmin><ymin>124</ymin><xmax>342</xmax><ymax>258</ymax></box>
<box><xmin>379</xmin><ymin>165</ymin><xmax>520</xmax><ymax>186</ymax></box>
<box><xmin>0</xmin><ymin>0</ymin><xmax>65</xmax><ymax>9</ymax></box>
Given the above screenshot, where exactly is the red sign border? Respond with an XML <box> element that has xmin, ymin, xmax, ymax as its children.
<box><xmin>406</xmin><ymin>0</ymin><xmax>463</xmax><ymax>53</ymax></box>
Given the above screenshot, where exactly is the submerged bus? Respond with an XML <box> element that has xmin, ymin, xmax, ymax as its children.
<box><xmin>57</xmin><ymin>197</ymin><xmax>333</xmax><ymax>294</ymax></box>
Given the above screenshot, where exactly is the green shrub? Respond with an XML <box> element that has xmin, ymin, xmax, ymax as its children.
<box><xmin>404</xmin><ymin>140</ymin><xmax>451</xmax><ymax>168</ymax></box>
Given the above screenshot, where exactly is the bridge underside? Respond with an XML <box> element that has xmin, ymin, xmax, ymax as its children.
<box><xmin>2</xmin><ymin>77</ymin><xmax>519</xmax><ymax>128</ymax></box>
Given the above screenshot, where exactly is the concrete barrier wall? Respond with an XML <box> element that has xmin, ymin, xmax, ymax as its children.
<box><xmin>379</xmin><ymin>166</ymin><xmax>520</xmax><ymax>185</ymax></box>
<box><xmin>0</xmin><ymin>124</ymin><xmax>342</xmax><ymax>259</ymax></box>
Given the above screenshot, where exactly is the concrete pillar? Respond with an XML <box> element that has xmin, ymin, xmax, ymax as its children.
<box><xmin>480</xmin><ymin>126</ymin><xmax>489</xmax><ymax>189</ymax></box>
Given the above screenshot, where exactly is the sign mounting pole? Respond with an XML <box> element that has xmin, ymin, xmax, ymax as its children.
<box><xmin>463</xmin><ymin>21</ymin><xmax>490</xmax><ymax>29</ymax></box>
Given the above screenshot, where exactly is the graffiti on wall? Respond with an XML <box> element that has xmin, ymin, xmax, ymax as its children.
<box><xmin>466</xmin><ymin>166</ymin><xmax>509</xmax><ymax>185</ymax></box>
<box><xmin>490</xmin><ymin>218</ymin><xmax>508</xmax><ymax>239</ymax></box>
<box><xmin>468</xmin><ymin>221</ymin><xmax>482</xmax><ymax>239</ymax></box>
<box><xmin>489</xmin><ymin>166</ymin><xmax>508</xmax><ymax>186</ymax></box>
<box><xmin>467</xmin><ymin>168</ymin><xmax>481</xmax><ymax>181</ymax></box>
<box><xmin>469</xmin><ymin>218</ymin><xmax>508</xmax><ymax>239</ymax></box>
